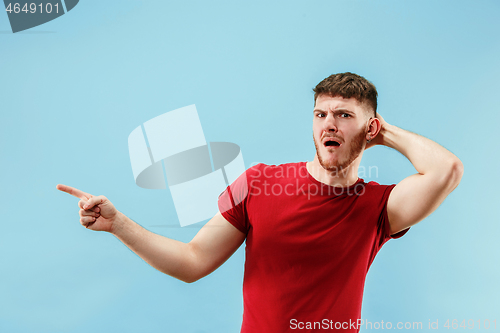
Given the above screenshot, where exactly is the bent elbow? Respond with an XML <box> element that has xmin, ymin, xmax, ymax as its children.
<box><xmin>179</xmin><ymin>243</ymin><xmax>204</xmax><ymax>283</ymax></box>
<box><xmin>172</xmin><ymin>270</ymin><xmax>202</xmax><ymax>284</ymax></box>
<box><xmin>181</xmin><ymin>269</ymin><xmax>209</xmax><ymax>283</ymax></box>
<box><xmin>448</xmin><ymin>158</ymin><xmax>464</xmax><ymax>190</ymax></box>
<box><xmin>181</xmin><ymin>276</ymin><xmax>199</xmax><ymax>284</ymax></box>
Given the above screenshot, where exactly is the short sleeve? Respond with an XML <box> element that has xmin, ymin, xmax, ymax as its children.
<box><xmin>218</xmin><ymin>166</ymin><xmax>255</xmax><ymax>235</ymax></box>
<box><xmin>378</xmin><ymin>184</ymin><xmax>410</xmax><ymax>246</ymax></box>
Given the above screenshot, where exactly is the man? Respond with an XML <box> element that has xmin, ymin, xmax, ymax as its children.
<box><xmin>58</xmin><ymin>72</ymin><xmax>463</xmax><ymax>332</ymax></box>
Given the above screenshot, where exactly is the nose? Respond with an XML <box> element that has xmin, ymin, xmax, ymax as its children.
<box><xmin>323</xmin><ymin>113</ymin><xmax>337</xmax><ymax>133</ymax></box>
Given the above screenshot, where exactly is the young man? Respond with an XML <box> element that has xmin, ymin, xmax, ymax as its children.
<box><xmin>58</xmin><ymin>73</ymin><xmax>463</xmax><ymax>332</ymax></box>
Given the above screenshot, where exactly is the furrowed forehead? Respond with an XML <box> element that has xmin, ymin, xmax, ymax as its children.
<box><xmin>315</xmin><ymin>95</ymin><xmax>359</xmax><ymax>110</ymax></box>
<box><xmin>314</xmin><ymin>95</ymin><xmax>374</xmax><ymax>117</ymax></box>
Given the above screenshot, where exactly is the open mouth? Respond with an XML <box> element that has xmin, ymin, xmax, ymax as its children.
<box><xmin>323</xmin><ymin>138</ymin><xmax>341</xmax><ymax>148</ymax></box>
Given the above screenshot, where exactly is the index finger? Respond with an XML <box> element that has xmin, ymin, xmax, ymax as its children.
<box><xmin>56</xmin><ymin>184</ymin><xmax>91</xmax><ymax>200</ymax></box>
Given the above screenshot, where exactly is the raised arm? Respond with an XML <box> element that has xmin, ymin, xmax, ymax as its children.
<box><xmin>56</xmin><ymin>184</ymin><xmax>246</xmax><ymax>283</ymax></box>
<box><xmin>366</xmin><ymin>116</ymin><xmax>464</xmax><ymax>235</ymax></box>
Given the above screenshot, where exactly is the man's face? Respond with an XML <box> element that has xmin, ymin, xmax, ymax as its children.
<box><xmin>313</xmin><ymin>95</ymin><xmax>371</xmax><ymax>172</ymax></box>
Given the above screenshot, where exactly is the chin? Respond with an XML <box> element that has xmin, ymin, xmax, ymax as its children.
<box><xmin>318</xmin><ymin>155</ymin><xmax>341</xmax><ymax>171</ymax></box>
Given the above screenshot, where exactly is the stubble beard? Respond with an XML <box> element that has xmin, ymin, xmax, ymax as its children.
<box><xmin>313</xmin><ymin>128</ymin><xmax>367</xmax><ymax>175</ymax></box>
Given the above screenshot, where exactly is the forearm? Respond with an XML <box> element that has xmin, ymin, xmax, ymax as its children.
<box><xmin>111</xmin><ymin>212</ymin><xmax>198</xmax><ymax>283</ymax></box>
<box><xmin>381</xmin><ymin>124</ymin><xmax>463</xmax><ymax>185</ymax></box>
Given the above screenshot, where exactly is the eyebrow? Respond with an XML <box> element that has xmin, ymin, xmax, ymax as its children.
<box><xmin>313</xmin><ymin>108</ymin><xmax>355</xmax><ymax>114</ymax></box>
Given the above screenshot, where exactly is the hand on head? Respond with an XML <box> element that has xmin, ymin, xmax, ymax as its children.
<box><xmin>56</xmin><ymin>184</ymin><xmax>118</xmax><ymax>232</ymax></box>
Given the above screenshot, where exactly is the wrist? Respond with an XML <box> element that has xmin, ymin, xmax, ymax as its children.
<box><xmin>110</xmin><ymin>211</ymin><xmax>129</xmax><ymax>236</ymax></box>
<box><xmin>379</xmin><ymin>123</ymin><xmax>399</xmax><ymax>149</ymax></box>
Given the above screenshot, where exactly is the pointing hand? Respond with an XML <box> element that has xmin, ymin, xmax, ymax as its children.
<box><xmin>57</xmin><ymin>184</ymin><xmax>118</xmax><ymax>232</ymax></box>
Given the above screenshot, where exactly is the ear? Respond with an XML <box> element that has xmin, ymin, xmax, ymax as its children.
<box><xmin>366</xmin><ymin>117</ymin><xmax>381</xmax><ymax>141</ymax></box>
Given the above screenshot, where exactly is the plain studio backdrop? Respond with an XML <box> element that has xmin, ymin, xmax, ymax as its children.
<box><xmin>0</xmin><ymin>1</ymin><xmax>498</xmax><ymax>332</ymax></box>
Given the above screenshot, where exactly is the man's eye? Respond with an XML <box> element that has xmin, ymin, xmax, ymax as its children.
<box><xmin>340</xmin><ymin>113</ymin><xmax>350</xmax><ymax>118</ymax></box>
<box><xmin>316</xmin><ymin>113</ymin><xmax>326</xmax><ymax>118</ymax></box>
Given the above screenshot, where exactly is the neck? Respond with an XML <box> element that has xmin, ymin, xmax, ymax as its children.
<box><xmin>307</xmin><ymin>155</ymin><xmax>361</xmax><ymax>187</ymax></box>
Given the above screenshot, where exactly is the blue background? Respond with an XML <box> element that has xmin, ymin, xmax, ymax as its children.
<box><xmin>1</xmin><ymin>1</ymin><xmax>499</xmax><ymax>332</ymax></box>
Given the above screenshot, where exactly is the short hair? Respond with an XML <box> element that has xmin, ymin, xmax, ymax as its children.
<box><xmin>313</xmin><ymin>72</ymin><xmax>378</xmax><ymax>116</ymax></box>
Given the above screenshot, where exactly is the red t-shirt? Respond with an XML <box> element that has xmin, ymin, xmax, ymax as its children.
<box><xmin>218</xmin><ymin>162</ymin><xmax>408</xmax><ymax>332</ymax></box>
